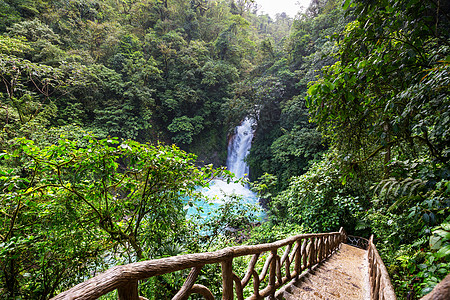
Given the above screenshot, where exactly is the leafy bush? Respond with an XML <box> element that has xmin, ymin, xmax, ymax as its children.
<box><xmin>270</xmin><ymin>154</ymin><xmax>365</xmax><ymax>232</ymax></box>
<box><xmin>0</xmin><ymin>131</ymin><xmax>226</xmax><ymax>298</ymax></box>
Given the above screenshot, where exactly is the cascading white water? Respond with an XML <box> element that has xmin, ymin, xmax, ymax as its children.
<box><xmin>196</xmin><ymin>117</ymin><xmax>256</xmax><ymax>201</ymax></box>
<box><xmin>226</xmin><ymin>118</ymin><xmax>256</xmax><ymax>179</ymax></box>
<box><xmin>186</xmin><ymin>117</ymin><xmax>263</xmax><ymax>221</ymax></box>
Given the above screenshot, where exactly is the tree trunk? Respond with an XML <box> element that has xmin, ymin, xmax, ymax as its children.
<box><xmin>383</xmin><ymin>120</ymin><xmax>391</xmax><ymax>178</ymax></box>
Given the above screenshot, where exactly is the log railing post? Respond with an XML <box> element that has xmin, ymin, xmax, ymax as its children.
<box><xmin>221</xmin><ymin>258</ymin><xmax>234</xmax><ymax>300</ymax></box>
<box><xmin>281</xmin><ymin>244</ymin><xmax>292</xmax><ymax>280</ymax></box>
<box><xmin>335</xmin><ymin>234</ymin><xmax>339</xmax><ymax>250</ymax></box>
<box><xmin>172</xmin><ymin>266</ymin><xmax>202</xmax><ymax>300</ymax></box>
<box><xmin>315</xmin><ymin>238</ymin><xmax>319</xmax><ymax>264</ymax></box>
<box><xmin>269</xmin><ymin>249</ymin><xmax>277</xmax><ymax>298</ymax></box>
<box><xmin>327</xmin><ymin>236</ymin><xmax>331</xmax><ymax>256</ymax></box>
<box><xmin>329</xmin><ymin>235</ymin><xmax>333</xmax><ymax>255</ymax></box>
<box><xmin>252</xmin><ymin>270</ymin><xmax>260</xmax><ymax>298</ymax></box>
<box><xmin>294</xmin><ymin>240</ymin><xmax>302</xmax><ymax>278</ymax></box>
<box><xmin>320</xmin><ymin>236</ymin><xmax>324</xmax><ymax>261</ymax></box>
<box><xmin>309</xmin><ymin>237</ymin><xmax>315</xmax><ymax>267</ymax></box>
<box><xmin>334</xmin><ymin>234</ymin><xmax>337</xmax><ymax>250</ymax></box>
<box><xmin>339</xmin><ymin>227</ymin><xmax>346</xmax><ymax>245</ymax></box>
<box><xmin>335</xmin><ymin>234</ymin><xmax>338</xmax><ymax>250</ymax></box>
<box><xmin>117</xmin><ymin>280</ymin><xmax>139</xmax><ymax>300</ymax></box>
<box><xmin>276</xmin><ymin>255</ymin><xmax>282</xmax><ymax>285</ymax></box>
<box><xmin>302</xmin><ymin>239</ymin><xmax>308</xmax><ymax>270</ymax></box>
<box><xmin>316</xmin><ymin>237</ymin><xmax>321</xmax><ymax>262</ymax></box>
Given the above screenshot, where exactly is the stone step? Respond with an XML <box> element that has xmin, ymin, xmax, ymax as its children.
<box><xmin>276</xmin><ymin>244</ymin><xmax>369</xmax><ymax>300</ymax></box>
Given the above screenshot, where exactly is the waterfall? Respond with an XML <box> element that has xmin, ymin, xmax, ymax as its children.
<box><xmin>186</xmin><ymin>117</ymin><xmax>263</xmax><ymax>221</ymax></box>
<box><xmin>226</xmin><ymin>118</ymin><xmax>255</xmax><ymax>179</ymax></box>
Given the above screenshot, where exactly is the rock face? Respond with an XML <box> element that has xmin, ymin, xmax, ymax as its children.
<box><xmin>276</xmin><ymin>244</ymin><xmax>370</xmax><ymax>300</ymax></box>
<box><xmin>420</xmin><ymin>273</ymin><xmax>450</xmax><ymax>300</ymax></box>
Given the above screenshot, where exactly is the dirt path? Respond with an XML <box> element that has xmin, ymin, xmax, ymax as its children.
<box><xmin>276</xmin><ymin>244</ymin><xmax>369</xmax><ymax>300</ymax></box>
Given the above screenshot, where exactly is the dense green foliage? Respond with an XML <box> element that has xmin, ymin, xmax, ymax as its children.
<box><xmin>253</xmin><ymin>0</ymin><xmax>449</xmax><ymax>298</ymax></box>
<box><xmin>304</xmin><ymin>0</ymin><xmax>450</xmax><ymax>296</ymax></box>
<box><xmin>0</xmin><ymin>0</ymin><xmax>278</xmax><ymax>165</ymax></box>
<box><xmin>243</xmin><ymin>1</ymin><xmax>349</xmax><ymax>189</ymax></box>
<box><xmin>1</xmin><ymin>0</ymin><xmax>449</xmax><ymax>299</ymax></box>
<box><xmin>0</xmin><ymin>1</ymin><xmax>269</xmax><ymax>298</ymax></box>
<box><xmin>0</xmin><ymin>132</ymin><xmax>230</xmax><ymax>298</ymax></box>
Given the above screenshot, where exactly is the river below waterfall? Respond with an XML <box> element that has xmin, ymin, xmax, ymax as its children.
<box><xmin>186</xmin><ymin>118</ymin><xmax>264</xmax><ymax>221</ymax></box>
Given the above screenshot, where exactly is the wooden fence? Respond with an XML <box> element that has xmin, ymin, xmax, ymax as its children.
<box><xmin>52</xmin><ymin>229</ymin><xmax>346</xmax><ymax>300</ymax></box>
<box><xmin>368</xmin><ymin>235</ymin><xmax>397</xmax><ymax>300</ymax></box>
<box><xmin>344</xmin><ymin>234</ymin><xmax>396</xmax><ymax>300</ymax></box>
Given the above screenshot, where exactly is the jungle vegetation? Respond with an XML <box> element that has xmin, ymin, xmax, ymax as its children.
<box><xmin>0</xmin><ymin>0</ymin><xmax>448</xmax><ymax>299</ymax></box>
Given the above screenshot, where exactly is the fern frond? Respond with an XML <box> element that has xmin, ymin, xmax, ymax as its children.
<box><xmin>409</xmin><ymin>180</ymin><xmax>426</xmax><ymax>196</ymax></box>
<box><xmin>375</xmin><ymin>177</ymin><xmax>426</xmax><ymax>199</ymax></box>
<box><xmin>380</xmin><ymin>178</ymin><xmax>396</xmax><ymax>195</ymax></box>
<box><xmin>402</xmin><ymin>178</ymin><xmax>420</xmax><ymax>195</ymax></box>
<box><xmin>395</xmin><ymin>178</ymin><xmax>412</xmax><ymax>196</ymax></box>
<box><xmin>387</xmin><ymin>196</ymin><xmax>409</xmax><ymax>212</ymax></box>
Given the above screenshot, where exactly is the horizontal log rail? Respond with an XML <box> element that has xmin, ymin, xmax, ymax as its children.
<box><xmin>368</xmin><ymin>235</ymin><xmax>396</xmax><ymax>300</ymax></box>
<box><xmin>346</xmin><ymin>235</ymin><xmax>369</xmax><ymax>250</ymax></box>
<box><xmin>52</xmin><ymin>228</ymin><xmax>346</xmax><ymax>300</ymax></box>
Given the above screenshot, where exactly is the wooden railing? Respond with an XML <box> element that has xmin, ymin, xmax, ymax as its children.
<box><xmin>368</xmin><ymin>235</ymin><xmax>397</xmax><ymax>300</ymax></box>
<box><xmin>346</xmin><ymin>234</ymin><xmax>369</xmax><ymax>249</ymax></box>
<box><xmin>52</xmin><ymin>228</ymin><xmax>346</xmax><ymax>300</ymax></box>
